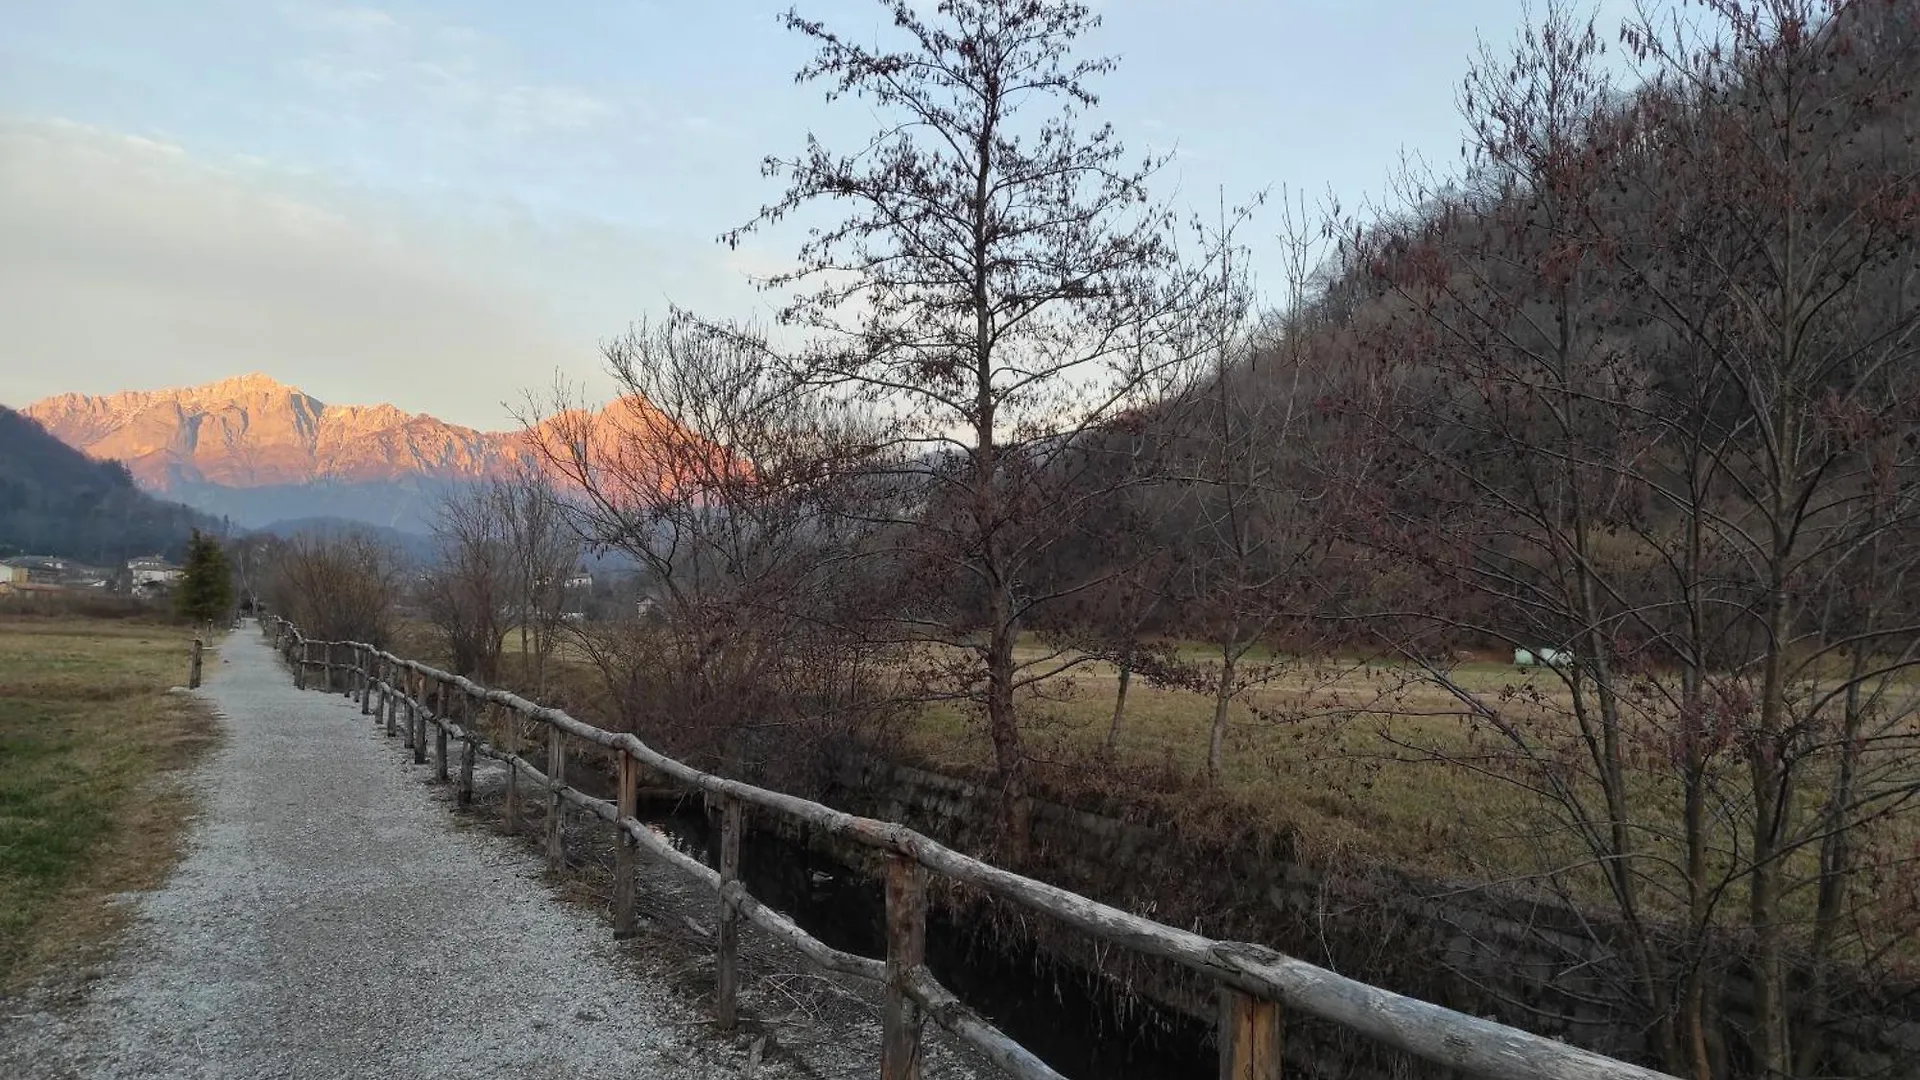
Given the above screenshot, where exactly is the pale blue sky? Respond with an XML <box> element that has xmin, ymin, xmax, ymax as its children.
<box><xmin>0</xmin><ymin>0</ymin><xmax>1641</xmax><ymax>429</ymax></box>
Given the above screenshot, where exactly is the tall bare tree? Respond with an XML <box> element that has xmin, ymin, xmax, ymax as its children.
<box><xmin>724</xmin><ymin>0</ymin><xmax>1249</xmax><ymax>852</ymax></box>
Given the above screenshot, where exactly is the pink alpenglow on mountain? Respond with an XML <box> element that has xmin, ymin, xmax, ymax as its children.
<box><xmin>24</xmin><ymin>374</ymin><xmax>531</xmax><ymax>491</ymax></box>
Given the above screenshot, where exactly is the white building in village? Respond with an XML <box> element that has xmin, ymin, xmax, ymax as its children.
<box><xmin>127</xmin><ymin>556</ymin><xmax>185</xmax><ymax>587</ymax></box>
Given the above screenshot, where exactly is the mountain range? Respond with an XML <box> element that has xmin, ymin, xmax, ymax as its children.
<box><xmin>21</xmin><ymin>374</ymin><xmax>637</xmax><ymax>534</ymax></box>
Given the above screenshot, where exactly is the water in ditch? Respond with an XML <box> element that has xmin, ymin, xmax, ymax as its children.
<box><xmin>639</xmin><ymin>799</ymin><xmax>1215</xmax><ymax>1079</ymax></box>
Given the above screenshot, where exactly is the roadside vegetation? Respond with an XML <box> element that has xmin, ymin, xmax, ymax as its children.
<box><xmin>0</xmin><ymin>616</ymin><xmax>218</xmax><ymax>990</ymax></box>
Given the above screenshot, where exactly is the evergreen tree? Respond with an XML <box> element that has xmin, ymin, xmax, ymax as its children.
<box><xmin>175</xmin><ymin>529</ymin><xmax>234</xmax><ymax>626</ymax></box>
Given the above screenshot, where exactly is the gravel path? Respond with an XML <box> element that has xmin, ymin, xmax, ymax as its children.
<box><xmin>0</xmin><ymin>626</ymin><xmax>790</xmax><ymax>1079</ymax></box>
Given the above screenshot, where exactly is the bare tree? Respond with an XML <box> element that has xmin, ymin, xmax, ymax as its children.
<box><xmin>419</xmin><ymin>484</ymin><xmax>515</xmax><ymax>682</ymax></box>
<box><xmin>496</xmin><ymin>460</ymin><xmax>578</xmax><ymax>695</ymax></box>
<box><xmin>1340</xmin><ymin>3</ymin><xmax>1920</xmax><ymax>1075</ymax></box>
<box><xmin>528</xmin><ymin>318</ymin><xmax>903</xmax><ymax>788</ymax></box>
<box><xmin>724</xmin><ymin>0</ymin><xmax>1249</xmax><ymax>853</ymax></box>
<box><xmin>264</xmin><ymin>529</ymin><xmax>404</xmax><ymax>647</ymax></box>
<box><xmin>1158</xmin><ymin>195</ymin><xmax>1334</xmax><ymax>783</ymax></box>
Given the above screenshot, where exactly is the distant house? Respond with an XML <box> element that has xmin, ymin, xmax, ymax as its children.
<box><xmin>565</xmin><ymin>569</ymin><xmax>594</xmax><ymax>591</ymax></box>
<box><xmin>0</xmin><ymin>564</ymin><xmax>26</xmax><ymax>593</ymax></box>
<box><xmin>3</xmin><ymin>555</ymin><xmax>112</xmax><ymax>588</ymax></box>
<box><xmin>4</xmin><ymin>555</ymin><xmax>70</xmax><ymax>584</ymax></box>
<box><xmin>127</xmin><ymin>556</ymin><xmax>184</xmax><ymax>587</ymax></box>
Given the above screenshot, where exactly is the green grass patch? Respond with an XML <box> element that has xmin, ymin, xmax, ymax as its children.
<box><xmin>0</xmin><ymin>618</ymin><xmax>218</xmax><ymax>989</ymax></box>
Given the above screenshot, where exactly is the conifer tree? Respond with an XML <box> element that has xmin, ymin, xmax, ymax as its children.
<box><xmin>175</xmin><ymin>528</ymin><xmax>234</xmax><ymax>627</ymax></box>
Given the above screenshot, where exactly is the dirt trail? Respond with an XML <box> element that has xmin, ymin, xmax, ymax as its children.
<box><xmin>0</xmin><ymin>625</ymin><xmax>793</xmax><ymax>1079</ymax></box>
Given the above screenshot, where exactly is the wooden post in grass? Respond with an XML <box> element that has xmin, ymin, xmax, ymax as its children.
<box><xmin>716</xmin><ymin>796</ymin><xmax>743</xmax><ymax>1030</ymax></box>
<box><xmin>882</xmin><ymin>854</ymin><xmax>927</xmax><ymax>1080</ymax></box>
<box><xmin>545</xmin><ymin>724</ymin><xmax>565</xmax><ymax>870</ymax></box>
<box><xmin>613</xmin><ymin>751</ymin><xmax>638</xmax><ymax>937</ymax></box>
<box><xmin>189</xmin><ymin>638</ymin><xmax>203</xmax><ymax>689</ymax></box>
<box><xmin>296</xmin><ymin>640</ymin><xmax>308</xmax><ymax>690</ymax></box>
<box><xmin>384</xmin><ymin>670</ymin><xmax>398</xmax><ymax>737</ymax></box>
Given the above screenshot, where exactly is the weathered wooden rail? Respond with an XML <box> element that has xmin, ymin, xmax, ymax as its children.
<box><xmin>262</xmin><ymin>615</ymin><xmax>1675</xmax><ymax>1080</ymax></box>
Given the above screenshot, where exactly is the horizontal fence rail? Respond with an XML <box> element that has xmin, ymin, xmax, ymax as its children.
<box><xmin>262</xmin><ymin>615</ymin><xmax>1675</xmax><ymax>1080</ymax></box>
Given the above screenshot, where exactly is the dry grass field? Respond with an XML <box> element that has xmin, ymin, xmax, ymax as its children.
<box><xmin>414</xmin><ymin>623</ymin><xmax>1617</xmax><ymax>878</ymax></box>
<box><xmin>388</xmin><ymin>622</ymin><xmax>1920</xmax><ymax>928</ymax></box>
<box><xmin>908</xmin><ymin>651</ymin><xmax>1557</xmax><ymax>877</ymax></box>
<box><xmin>0</xmin><ymin>616</ymin><xmax>219</xmax><ymax>989</ymax></box>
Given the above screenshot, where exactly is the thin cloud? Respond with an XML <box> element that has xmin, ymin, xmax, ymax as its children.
<box><xmin>282</xmin><ymin>2</ymin><xmax>615</xmax><ymax>140</ymax></box>
<box><xmin>0</xmin><ymin>118</ymin><xmax>778</xmax><ymax>429</ymax></box>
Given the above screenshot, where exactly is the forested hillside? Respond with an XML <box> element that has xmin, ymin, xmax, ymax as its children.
<box><xmin>0</xmin><ymin>405</ymin><xmax>212</xmax><ymax>563</ymax></box>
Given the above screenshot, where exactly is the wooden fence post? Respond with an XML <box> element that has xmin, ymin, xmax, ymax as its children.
<box><xmin>458</xmin><ymin>697</ymin><xmax>476</xmax><ymax>806</ymax></box>
<box><xmin>359</xmin><ymin>646</ymin><xmax>372</xmax><ymax>715</ymax></box>
<box><xmin>296</xmin><ymin>640</ymin><xmax>309</xmax><ymax>690</ymax></box>
<box><xmin>882</xmin><ymin>854</ymin><xmax>927</xmax><ymax>1080</ymax></box>
<box><xmin>614</xmin><ymin>751</ymin><xmax>639</xmax><ymax>937</ymax></box>
<box><xmin>504</xmin><ymin>709</ymin><xmax>520</xmax><ymax>834</ymax></box>
<box><xmin>189</xmin><ymin>638</ymin><xmax>204</xmax><ymax>689</ymax></box>
<box><xmin>1218</xmin><ymin>988</ymin><xmax>1283</xmax><ymax>1080</ymax></box>
<box><xmin>402</xmin><ymin>676</ymin><xmax>417</xmax><ymax>748</ymax></box>
<box><xmin>406</xmin><ymin>668</ymin><xmax>421</xmax><ymax>741</ymax></box>
<box><xmin>384</xmin><ymin>669</ymin><xmax>399</xmax><ymax>737</ymax></box>
<box><xmin>414</xmin><ymin>679</ymin><xmax>431</xmax><ymax>765</ymax></box>
<box><xmin>717</xmin><ymin>796</ymin><xmax>743</xmax><ymax>1030</ymax></box>
<box><xmin>545</xmin><ymin>723</ymin><xmax>566</xmax><ymax>870</ymax></box>
<box><xmin>434</xmin><ymin>694</ymin><xmax>449</xmax><ymax>782</ymax></box>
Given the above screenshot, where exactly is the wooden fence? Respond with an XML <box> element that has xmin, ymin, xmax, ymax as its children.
<box><xmin>263</xmin><ymin>615</ymin><xmax>1675</xmax><ymax>1080</ymax></box>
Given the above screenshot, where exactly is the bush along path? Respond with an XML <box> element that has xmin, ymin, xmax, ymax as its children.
<box><xmin>0</xmin><ymin>624</ymin><xmax>797</xmax><ymax>1080</ymax></box>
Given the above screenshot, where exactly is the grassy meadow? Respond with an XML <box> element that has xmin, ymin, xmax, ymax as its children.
<box><xmin>399</xmin><ymin>620</ymin><xmax>1920</xmax><ymax>930</ymax></box>
<box><xmin>0</xmin><ymin>616</ymin><xmax>218</xmax><ymax>989</ymax></box>
<box><xmin>908</xmin><ymin>650</ymin><xmax>1556</xmax><ymax>877</ymax></box>
<box><xmin>457</xmin><ymin>622</ymin><xmax>1555</xmax><ymax>877</ymax></box>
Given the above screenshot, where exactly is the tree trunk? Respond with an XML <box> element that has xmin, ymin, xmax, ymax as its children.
<box><xmin>1208</xmin><ymin>646</ymin><xmax>1237</xmax><ymax>784</ymax></box>
<box><xmin>1105</xmin><ymin>655</ymin><xmax>1133</xmax><ymax>753</ymax></box>
<box><xmin>1750</xmin><ymin>603</ymin><xmax>1792</xmax><ymax>1078</ymax></box>
<box><xmin>534</xmin><ymin>620</ymin><xmax>549</xmax><ymax>696</ymax></box>
<box><xmin>985</xmin><ymin>607</ymin><xmax>1029</xmax><ymax>861</ymax></box>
